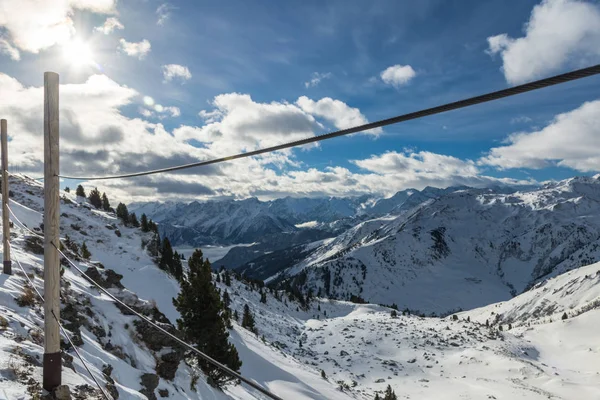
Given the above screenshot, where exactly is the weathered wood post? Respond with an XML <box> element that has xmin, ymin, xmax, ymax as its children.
<box><xmin>1</xmin><ymin>119</ymin><xmax>10</xmax><ymax>275</ymax></box>
<box><xmin>43</xmin><ymin>72</ymin><xmax>61</xmax><ymax>390</ymax></box>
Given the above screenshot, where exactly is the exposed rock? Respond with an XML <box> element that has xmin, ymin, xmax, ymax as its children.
<box><xmin>23</xmin><ymin>236</ymin><xmax>44</xmax><ymax>255</ymax></box>
<box><xmin>140</xmin><ymin>373</ymin><xmax>159</xmax><ymax>400</ymax></box>
<box><xmin>54</xmin><ymin>385</ymin><xmax>72</xmax><ymax>400</ymax></box>
<box><xmin>156</xmin><ymin>350</ymin><xmax>184</xmax><ymax>380</ymax></box>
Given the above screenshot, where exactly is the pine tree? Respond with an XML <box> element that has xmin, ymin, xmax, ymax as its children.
<box><xmin>383</xmin><ymin>385</ymin><xmax>397</xmax><ymax>400</ymax></box>
<box><xmin>224</xmin><ymin>270</ymin><xmax>231</xmax><ymax>286</ymax></box>
<box><xmin>116</xmin><ymin>203</ymin><xmax>129</xmax><ymax>224</ymax></box>
<box><xmin>321</xmin><ymin>369</ymin><xmax>327</xmax><ymax>380</ymax></box>
<box><xmin>140</xmin><ymin>214</ymin><xmax>149</xmax><ymax>232</ymax></box>
<box><xmin>88</xmin><ymin>188</ymin><xmax>102</xmax><ymax>209</ymax></box>
<box><xmin>216</xmin><ymin>273</ymin><xmax>221</xmax><ymax>283</ymax></box>
<box><xmin>81</xmin><ymin>241</ymin><xmax>91</xmax><ymax>259</ymax></box>
<box><xmin>172</xmin><ymin>251</ymin><xmax>183</xmax><ymax>281</ymax></box>
<box><xmin>181</xmin><ymin>253</ymin><xmax>185</xmax><ymax>260</ymax></box>
<box><xmin>64</xmin><ymin>187</ymin><xmax>70</xmax><ymax>193</ymax></box>
<box><xmin>129</xmin><ymin>212</ymin><xmax>140</xmax><ymax>227</ymax></box>
<box><xmin>222</xmin><ymin>290</ymin><xmax>231</xmax><ymax>308</ymax></box>
<box><xmin>159</xmin><ymin>237</ymin><xmax>174</xmax><ymax>272</ymax></box>
<box><xmin>173</xmin><ymin>250</ymin><xmax>241</xmax><ymax>387</ymax></box>
<box><xmin>75</xmin><ymin>184</ymin><xmax>86</xmax><ymax>197</ymax></box>
<box><xmin>241</xmin><ymin>304</ymin><xmax>256</xmax><ymax>334</ymax></box>
<box><xmin>233</xmin><ymin>309</ymin><xmax>239</xmax><ymax>322</ymax></box>
<box><xmin>562</xmin><ymin>312</ymin><xmax>568</xmax><ymax>320</ymax></box>
<box><xmin>260</xmin><ymin>291</ymin><xmax>267</xmax><ymax>304</ymax></box>
<box><xmin>101</xmin><ymin>192</ymin><xmax>110</xmax><ymax>211</ymax></box>
<box><xmin>374</xmin><ymin>394</ymin><xmax>380</xmax><ymax>400</ymax></box>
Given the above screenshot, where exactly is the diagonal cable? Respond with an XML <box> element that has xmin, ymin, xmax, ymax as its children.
<box><xmin>54</xmin><ymin>64</ymin><xmax>600</xmax><ymax>181</ymax></box>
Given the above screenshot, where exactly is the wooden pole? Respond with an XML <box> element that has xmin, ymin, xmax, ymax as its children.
<box><xmin>1</xmin><ymin>119</ymin><xmax>10</xmax><ymax>275</ymax></box>
<box><xmin>43</xmin><ymin>72</ymin><xmax>61</xmax><ymax>391</ymax></box>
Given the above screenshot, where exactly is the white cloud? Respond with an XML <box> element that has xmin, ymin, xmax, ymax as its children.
<box><xmin>304</xmin><ymin>72</ymin><xmax>332</xmax><ymax>88</ymax></box>
<box><xmin>177</xmin><ymin>93</ymin><xmax>321</xmax><ymax>156</ymax></box>
<box><xmin>0</xmin><ymin>72</ymin><xmax>527</xmax><ymax>202</ymax></box>
<box><xmin>94</xmin><ymin>17</ymin><xmax>124</xmax><ymax>34</ymax></box>
<box><xmin>162</xmin><ymin>64</ymin><xmax>192</xmax><ymax>82</ymax></box>
<box><xmin>0</xmin><ymin>37</ymin><xmax>20</xmax><ymax>60</ymax></box>
<box><xmin>119</xmin><ymin>39</ymin><xmax>151</xmax><ymax>59</ymax></box>
<box><xmin>486</xmin><ymin>0</ymin><xmax>600</xmax><ymax>85</ymax></box>
<box><xmin>0</xmin><ymin>0</ymin><xmax>116</xmax><ymax>53</ymax></box>
<box><xmin>296</xmin><ymin>96</ymin><xmax>382</xmax><ymax>135</ymax></box>
<box><xmin>480</xmin><ymin>100</ymin><xmax>600</xmax><ymax>171</ymax></box>
<box><xmin>156</xmin><ymin>3</ymin><xmax>176</xmax><ymax>26</ymax></box>
<box><xmin>380</xmin><ymin>64</ymin><xmax>417</xmax><ymax>88</ymax></box>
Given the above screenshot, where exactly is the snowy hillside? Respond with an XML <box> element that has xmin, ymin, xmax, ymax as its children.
<box><xmin>269</xmin><ymin>176</ymin><xmax>600</xmax><ymax>315</ymax></box>
<box><xmin>1</xmin><ymin>174</ymin><xmax>599</xmax><ymax>399</ymax></box>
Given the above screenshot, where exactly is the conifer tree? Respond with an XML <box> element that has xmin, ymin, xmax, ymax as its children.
<box><xmin>260</xmin><ymin>291</ymin><xmax>267</xmax><ymax>304</ymax></box>
<box><xmin>241</xmin><ymin>304</ymin><xmax>256</xmax><ymax>334</ymax></box>
<box><xmin>172</xmin><ymin>251</ymin><xmax>183</xmax><ymax>281</ymax></box>
<box><xmin>88</xmin><ymin>188</ymin><xmax>102</xmax><ymax>209</ymax></box>
<box><xmin>101</xmin><ymin>192</ymin><xmax>111</xmax><ymax>211</ymax></box>
<box><xmin>222</xmin><ymin>290</ymin><xmax>231</xmax><ymax>308</ymax></box>
<box><xmin>116</xmin><ymin>203</ymin><xmax>129</xmax><ymax>224</ymax></box>
<box><xmin>181</xmin><ymin>253</ymin><xmax>185</xmax><ymax>260</ymax></box>
<box><xmin>224</xmin><ymin>270</ymin><xmax>231</xmax><ymax>286</ymax></box>
<box><xmin>384</xmin><ymin>385</ymin><xmax>397</xmax><ymax>400</ymax></box>
<box><xmin>374</xmin><ymin>394</ymin><xmax>380</xmax><ymax>400</ymax></box>
<box><xmin>129</xmin><ymin>212</ymin><xmax>140</xmax><ymax>227</ymax></box>
<box><xmin>233</xmin><ymin>309</ymin><xmax>239</xmax><ymax>322</ymax></box>
<box><xmin>173</xmin><ymin>250</ymin><xmax>241</xmax><ymax>387</ymax></box>
<box><xmin>76</xmin><ymin>184</ymin><xmax>86</xmax><ymax>197</ymax></box>
<box><xmin>216</xmin><ymin>273</ymin><xmax>221</xmax><ymax>283</ymax></box>
<box><xmin>64</xmin><ymin>187</ymin><xmax>70</xmax><ymax>193</ymax></box>
<box><xmin>140</xmin><ymin>213</ymin><xmax>149</xmax><ymax>232</ymax></box>
<box><xmin>159</xmin><ymin>237</ymin><xmax>174</xmax><ymax>272</ymax></box>
<box><xmin>81</xmin><ymin>241</ymin><xmax>91</xmax><ymax>259</ymax></box>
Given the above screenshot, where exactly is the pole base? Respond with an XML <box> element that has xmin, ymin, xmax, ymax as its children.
<box><xmin>3</xmin><ymin>260</ymin><xmax>11</xmax><ymax>275</ymax></box>
<box><xmin>43</xmin><ymin>352</ymin><xmax>61</xmax><ymax>391</ymax></box>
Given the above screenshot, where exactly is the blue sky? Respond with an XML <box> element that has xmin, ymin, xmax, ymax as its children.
<box><xmin>0</xmin><ymin>0</ymin><xmax>599</xmax><ymax>201</ymax></box>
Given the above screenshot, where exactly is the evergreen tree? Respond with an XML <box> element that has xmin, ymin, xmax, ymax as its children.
<box><xmin>374</xmin><ymin>394</ymin><xmax>380</xmax><ymax>400</ymax></box>
<box><xmin>75</xmin><ymin>184</ymin><xmax>86</xmax><ymax>197</ymax></box>
<box><xmin>216</xmin><ymin>273</ymin><xmax>221</xmax><ymax>283</ymax></box>
<box><xmin>224</xmin><ymin>270</ymin><xmax>231</xmax><ymax>286</ymax></box>
<box><xmin>88</xmin><ymin>188</ymin><xmax>102</xmax><ymax>209</ymax></box>
<box><xmin>233</xmin><ymin>309</ymin><xmax>239</xmax><ymax>322</ymax></box>
<box><xmin>129</xmin><ymin>212</ymin><xmax>140</xmax><ymax>227</ymax></box>
<box><xmin>260</xmin><ymin>291</ymin><xmax>267</xmax><ymax>304</ymax></box>
<box><xmin>64</xmin><ymin>187</ymin><xmax>70</xmax><ymax>193</ymax></box>
<box><xmin>222</xmin><ymin>290</ymin><xmax>231</xmax><ymax>308</ymax></box>
<box><xmin>562</xmin><ymin>312</ymin><xmax>568</xmax><ymax>320</ymax></box>
<box><xmin>181</xmin><ymin>253</ymin><xmax>185</xmax><ymax>260</ymax></box>
<box><xmin>159</xmin><ymin>237</ymin><xmax>174</xmax><ymax>272</ymax></box>
<box><xmin>241</xmin><ymin>304</ymin><xmax>256</xmax><ymax>334</ymax></box>
<box><xmin>173</xmin><ymin>250</ymin><xmax>241</xmax><ymax>387</ymax></box>
<box><xmin>140</xmin><ymin>214</ymin><xmax>149</xmax><ymax>232</ymax></box>
<box><xmin>383</xmin><ymin>385</ymin><xmax>397</xmax><ymax>400</ymax></box>
<box><xmin>172</xmin><ymin>251</ymin><xmax>183</xmax><ymax>281</ymax></box>
<box><xmin>116</xmin><ymin>203</ymin><xmax>129</xmax><ymax>224</ymax></box>
<box><xmin>101</xmin><ymin>192</ymin><xmax>111</xmax><ymax>211</ymax></box>
<box><xmin>81</xmin><ymin>241</ymin><xmax>91</xmax><ymax>259</ymax></box>
<box><xmin>321</xmin><ymin>369</ymin><xmax>327</xmax><ymax>380</ymax></box>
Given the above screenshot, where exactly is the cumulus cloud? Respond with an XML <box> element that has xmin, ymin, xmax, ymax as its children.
<box><xmin>94</xmin><ymin>17</ymin><xmax>124</xmax><ymax>34</ymax></box>
<box><xmin>296</xmin><ymin>96</ymin><xmax>382</xmax><ymax>135</ymax></box>
<box><xmin>119</xmin><ymin>38</ymin><xmax>151</xmax><ymax>59</ymax></box>
<box><xmin>486</xmin><ymin>0</ymin><xmax>600</xmax><ymax>85</ymax></box>
<box><xmin>0</xmin><ymin>37</ymin><xmax>20</xmax><ymax>60</ymax></box>
<box><xmin>380</xmin><ymin>64</ymin><xmax>417</xmax><ymax>88</ymax></box>
<box><xmin>0</xmin><ymin>0</ymin><xmax>116</xmax><ymax>53</ymax></box>
<box><xmin>480</xmin><ymin>100</ymin><xmax>600</xmax><ymax>171</ymax></box>
<box><xmin>156</xmin><ymin>3</ymin><xmax>176</xmax><ymax>25</ymax></box>
<box><xmin>304</xmin><ymin>72</ymin><xmax>332</xmax><ymax>88</ymax></box>
<box><xmin>162</xmin><ymin>64</ymin><xmax>192</xmax><ymax>82</ymax></box>
<box><xmin>0</xmin><ymin>72</ymin><xmax>527</xmax><ymax>202</ymax></box>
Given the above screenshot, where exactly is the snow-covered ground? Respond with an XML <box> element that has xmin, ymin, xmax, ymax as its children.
<box><xmin>0</xmin><ymin>174</ymin><xmax>598</xmax><ymax>399</ymax></box>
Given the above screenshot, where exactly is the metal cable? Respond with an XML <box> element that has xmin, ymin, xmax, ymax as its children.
<box><xmin>52</xmin><ymin>242</ymin><xmax>285</xmax><ymax>400</ymax></box>
<box><xmin>8</xmin><ymin>242</ymin><xmax>112</xmax><ymax>400</ymax></box>
<box><xmin>55</xmin><ymin>64</ymin><xmax>600</xmax><ymax>181</ymax></box>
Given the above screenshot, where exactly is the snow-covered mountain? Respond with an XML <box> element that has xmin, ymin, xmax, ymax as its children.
<box><xmin>259</xmin><ymin>176</ymin><xmax>600</xmax><ymax>315</ymax></box>
<box><xmin>1</xmin><ymin>174</ymin><xmax>599</xmax><ymax>399</ymax></box>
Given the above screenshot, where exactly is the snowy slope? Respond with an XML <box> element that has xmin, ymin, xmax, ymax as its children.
<box><xmin>273</xmin><ymin>176</ymin><xmax>600</xmax><ymax>315</ymax></box>
<box><xmin>0</xmin><ymin>175</ymin><xmax>351</xmax><ymax>399</ymax></box>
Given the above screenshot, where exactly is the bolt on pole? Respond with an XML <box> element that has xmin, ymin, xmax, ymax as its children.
<box><xmin>1</xmin><ymin>119</ymin><xmax>10</xmax><ymax>275</ymax></box>
<box><xmin>43</xmin><ymin>71</ymin><xmax>61</xmax><ymax>391</ymax></box>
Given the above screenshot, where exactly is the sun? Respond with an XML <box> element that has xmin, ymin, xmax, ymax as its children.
<box><xmin>62</xmin><ymin>38</ymin><xmax>95</xmax><ymax>68</ymax></box>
